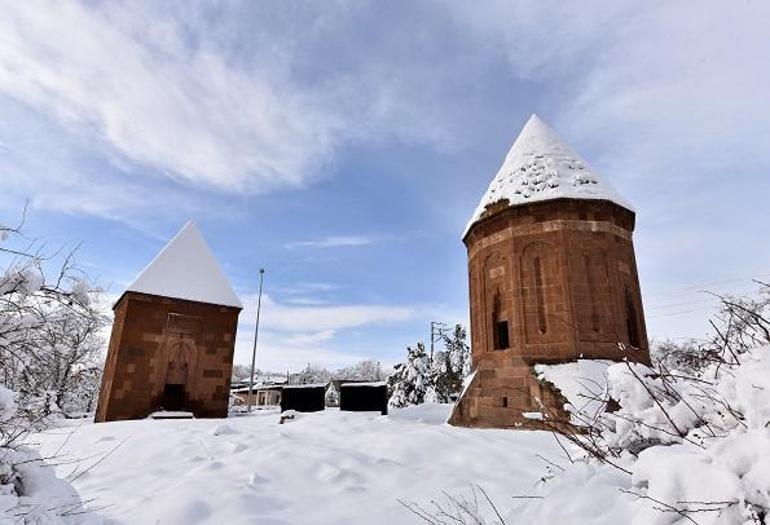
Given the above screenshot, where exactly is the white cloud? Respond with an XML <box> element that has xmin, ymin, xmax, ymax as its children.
<box><xmin>284</xmin><ymin>234</ymin><xmax>391</xmax><ymax>249</ymax></box>
<box><xmin>230</xmin><ymin>293</ymin><xmax>463</xmax><ymax>370</ymax></box>
<box><xmin>554</xmin><ymin>3</ymin><xmax>770</xmax><ymax>186</ymax></box>
<box><xmin>448</xmin><ymin>1</ymin><xmax>770</xmax><ymax>182</ymax></box>
<box><xmin>0</xmin><ymin>1</ymin><xmax>464</xmax><ymax>222</ymax></box>
<box><xmin>283</xmin><ymin>297</ymin><xmax>331</xmax><ymax>306</ymax></box>
<box><xmin>5</xmin><ymin>1</ymin><xmax>768</xmax><ymax>228</ymax></box>
<box><xmin>444</xmin><ymin>1</ymin><xmax>630</xmax><ymax>80</ymax></box>
<box><xmin>233</xmin><ymin>332</ymin><xmax>368</xmax><ymax>372</ymax></box>
<box><xmin>239</xmin><ymin>293</ymin><xmax>416</xmax><ymax>333</ymax></box>
<box><xmin>0</xmin><ymin>1</ymin><xmax>339</xmax><ymax>195</ymax></box>
<box><xmin>282</xmin><ymin>330</ymin><xmax>337</xmax><ymax>346</ymax></box>
<box><xmin>232</xmin><ymin>295</ymin><xmax>413</xmax><ymax>371</ymax></box>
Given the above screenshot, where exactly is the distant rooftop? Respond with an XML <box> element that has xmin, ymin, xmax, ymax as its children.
<box><xmin>282</xmin><ymin>383</ymin><xmax>329</xmax><ymax>389</ymax></box>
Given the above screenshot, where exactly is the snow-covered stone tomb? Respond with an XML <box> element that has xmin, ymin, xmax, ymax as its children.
<box><xmin>95</xmin><ymin>222</ymin><xmax>242</xmax><ymax>422</ymax></box>
<box><xmin>450</xmin><ymin>115</ymin><xmax>651</xmax><ymax>430</ymax></box>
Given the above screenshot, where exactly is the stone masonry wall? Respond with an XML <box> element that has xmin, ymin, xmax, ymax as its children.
<box><xmin>450</xmin><ymin>199</ymin><xmax>650</xmax><ymax>429</ymax></box>
<box><xmin>95</xmin><ymin>292</ymin><xmax>240</xmax><ymax>422</ymax></box>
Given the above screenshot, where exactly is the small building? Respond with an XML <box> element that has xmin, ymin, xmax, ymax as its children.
<box><xmin>280</xmin><ymin>383</ymin><xmax>326</xmax><ymax>413</ymax></box>
<box><xmin>231</xmin><ymin>375</ymin><xmax>287</xmax><ymax>407</ymax></box>
<box><xmin>339</xmin><ymin>381</ymin><xmax>388</xmax><ymax>415</ymax></box>
<box><xmin>232</xmin><ymin>386</ymin><xmax>282</xmax><ymax>407</ymax></box>
<box><xmin>450</xmin><ymin>115</ymin><xmax>650</xmax><ymax>430</ymax></box>
<box><xmin>95</xmin><ymin>222</ymin><xmax>242</xmax><ymax>422</ymax></box>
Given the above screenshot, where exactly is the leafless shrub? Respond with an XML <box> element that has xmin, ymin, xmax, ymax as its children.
<box><xmin>2</xmin><ymin>206</ymin><xmax>106</xmax><ymax>520</ymax></box>
<box><xmin>398</xmin><ymin>484</ymin><xmax>506</xmax><ymax>525</ymax></box>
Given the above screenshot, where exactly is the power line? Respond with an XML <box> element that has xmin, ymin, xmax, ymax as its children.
<box><xmin>430</xmin><ymin>321</ymin><xmax>449</xmax><ymax>360</ymax></box>
<box><xmin>645</xmin><ymin>296</ymin><xmax>720</xmax><ymax>311</ymax></box>
<box><xmin>647</xmin><ymin>306</ymin><xmax>716</xmax><ymax>319</ymax></box>
<box><xmin>643</xmin><ymin>272</ymin><xmax>770</xmax><ymax>300</ymax></box>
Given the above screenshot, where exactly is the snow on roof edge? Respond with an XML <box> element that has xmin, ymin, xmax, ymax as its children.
<box><xmin>461</xmin><ymin>114</ymin><xmax>634</xmax><ymax>240</ymax></box>
<box><xmin>125</xmin><ymin>221</ymin><xmax>243</xmax><ymax>309</ymax></box>
<box><xmin>339</xmin><ymin>381</ymin><xmax>387</xmax><ymax>387</ymax></box>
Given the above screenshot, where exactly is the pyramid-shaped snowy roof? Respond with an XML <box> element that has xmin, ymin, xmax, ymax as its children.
<box><xmin>463</xmin><ymin>114</ymin><xmax>632</xmax><ymax>238</ymax></box>
<box><xmin>125</xmin><ymin>222</ymin><xmax>243</xmax><ymax>309</ymax></box>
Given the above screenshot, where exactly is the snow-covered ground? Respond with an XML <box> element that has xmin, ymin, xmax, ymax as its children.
<box><xmin>32</xmin><ymin>405</ymin><xmax>558</xmax><ymax>524</ymax></box>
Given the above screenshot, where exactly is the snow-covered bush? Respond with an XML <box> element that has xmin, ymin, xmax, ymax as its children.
<box><xmin>430</xmin><ymin>324</ymin><xmax>471</xmax><ymax>403</ymax></box>
<box><xmin>516</xmin><ymin>284</ymin><xmax>770</xmax><ymax>524</ymax></box>
<box><xmin>325</xmin><ymin>383</ymin><xmax>340</xmax><ymax>407</ymax></box>
<box><xmin>293</xmin><ymin>363</ymin><xmax>333</xmax><ymax>386</ymax></box>
<box><xmin>1</xmin><ymin>383</ymin><xmax>92</xmax><ymax>522</ymax></box>
<box><xmin>516</xmin><ymin>346</ymin><xmax>770</xmax><ymax>524</ymax></box>
<box><xmin>1</xmin><ymin>219</ymin><xmax>107</xmax><ymax>422</ymax></box>
<box><xmin>390</xmin><ymin>325</ymin><xmax>471</xmax><ymax>407</ymax></box>
<box><xmin>652</xmin><ymin>338</ymin><xmax>715</xmax><ymax>373</ymax></box>
<box><xmin>389</xmin><ymin>342</ymin><xmax>431</xmax><ymax>408</ymax></box>
<box><xmin>2</xmin><ymin>214</ymin><xmax>104</xmax><ymax>522</ymax></box>
<box><xmin>336</xmin><ymin>359</ymin><xmax>386</xmax><ymax>382</ymax></box>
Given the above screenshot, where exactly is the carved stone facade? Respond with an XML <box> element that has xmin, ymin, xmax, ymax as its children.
<box><xmin>449</xmin><ymin>198</ymin><xmax>650</xmax><ymax>429</ymax></box>
<box><xmin>94</xmin><ymin>291</ymin><xmax>240</xmax><ymax>422</ymax></box>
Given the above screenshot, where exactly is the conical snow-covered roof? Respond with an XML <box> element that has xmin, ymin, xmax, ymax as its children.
<box><xmin>463</xmin><ymin>114</ymin><xmax>632</xmax><ymax>238</ymax></box>
<box><xmin>125</xmin><ymin>222</ymin><xmax>243</xmax><ymax>309</ymax></box>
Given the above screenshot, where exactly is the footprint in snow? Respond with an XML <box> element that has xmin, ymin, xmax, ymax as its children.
<box><xmin>247</xmin><ymin>472</ymin><xmax>269</xmax><ymax>486</ymax></box>
<box><xmin>316</xmin><ymin>463</ymin><xmax>344</xmax><ymax>482</ymax></box>
<box><xmin>211</xmin><ymin>424</ymin><xmax>238</xmax><ymax>436</ymax></box>
<box><xmin>230</xmin><ymin>442</ymin><xmax>249</xmax><ymax>453</ymax></box>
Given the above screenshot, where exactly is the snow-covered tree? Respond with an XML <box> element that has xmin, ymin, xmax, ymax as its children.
<box><xmin>335</xmin><ymin>358</ymin><xmax>384</xmax><ymax>381</ymax></box>
<box><xmin>293</xmin><ymin>364</ymin><xmax>332</xmax><ymax>385</ymax></box>
<box><xmin>61</xmin><ymin>365</ymin><xmax>102</xmax><ymax>415</ymax></box>
<box><xmin>430</xmin><ymin>324</ymin><xmax>471</xmax><ymax>403</ymax></box>
<box><xmin>231</xmin><ymin>364</ymin><xmax>253</xmax><ymax>382</ymax></box>
<box><xmin>325</xmin><ymin>383</ymin><xmax>339</xmax><ymax>407</ymax></box>
<box><xmin>389</xmin><ymin>326</ymin><xmax>470</xmax><ymax>406</ymax></box>
<box><xmin>1</xmin><ymin>212</ymin><xmax>100</xmax><ymax>520</ymax></box>
<box><xmin>445</xmin><ymin>324</ymin><xmax>472</xmax><ymax>379</ymax></box>
<box><xmin>388</xmin><ymin>342</ymin><xmax>431</xmax><ymax>408</ymax></box>
<box><xmin>1</xmin><ymin>217</ymin><xmax>107</xmax><ymax>421</ymax></box>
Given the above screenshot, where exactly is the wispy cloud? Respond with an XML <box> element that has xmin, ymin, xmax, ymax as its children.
<box><xmin>447</xmin><ymin>1</ymin><xmax>770</xmax><ymax>183</ymax></box>
<box><xmin>0</xmin><ymin>1</ymin><xmax>461</xmax><ymax>222</ymax></box>
<box><xmin>283</xmin><ymin>297</ymin><xmax>331</xmax><ymax>306</ymax></box>
<box><xmin>240</xmin><ymin>293</ymin><xmax>416</xmax><ymax>333</ymax></box>
<box><xmin>232</xmin><ymin>294</ymin><xmax>468</xmax><ymax>370</ymax></box>
<box><xmin>233</xmin><ymin>293</ymin><xmax>420</xmax><ymax>370</ymax></box>
<box><xmin>275</xmin><ymin>282</ymin><xmax>342</xmax><ymax>297</ymax></box>
<box><xmin>282</xmin><ymin>330</ymin><xmax>337</xmax><ymax>346</ymax></box>
<box><xmin>284</xmin><ymin>234</ymin><xmax>393</xmax><ymax>249</ymax></box>
<box><xmin>233</xmin><ymin>332</ymin><xmax>368</xmax><ymax>371</ymax></box>
<box><xmin>0</xmin><ymin>1</ymin><xmax>340</xmax><ymax>194</ymax></box>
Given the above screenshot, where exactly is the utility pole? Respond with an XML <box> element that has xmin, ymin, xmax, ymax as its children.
<box><xmin>430</xmin><ymin>321</ymin><xmax>449</xmax><ymax>360</ymax></box>
<box><xmin>247</xmin><ymin>267</ymin><xmax>266</xmax><ymax>413</ymax></box>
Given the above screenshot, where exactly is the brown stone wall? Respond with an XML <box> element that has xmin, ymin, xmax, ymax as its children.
<box><xmin>448</xmin><ymin>355</ymin><xmax>572</xmax><ymax>431</ymax></box>
<box><xmin>451</xmin><ymin>199</ymin><xmax>650</xmax><ymax>429</ymax></box>
<box><xmin>95</xmin><ymin>292</ymin><xmax>240</xmax><ymax>422</ymax></box>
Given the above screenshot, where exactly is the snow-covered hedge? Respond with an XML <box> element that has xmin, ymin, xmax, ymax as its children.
<box><xmin>2</xmin><ymin>385</ymin><xmax>92</xmax><ymax>523</ymax></box>
<box><xmin>516</xmin><ymin>346</ymin><xmax>770</xmax><ymax>524</ymax></box>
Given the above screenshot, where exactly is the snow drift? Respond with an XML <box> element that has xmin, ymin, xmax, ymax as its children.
<box><xmin>517</xmin><ymin>346</ymin><xmax>770</xmax><ymax>524</ymax></box>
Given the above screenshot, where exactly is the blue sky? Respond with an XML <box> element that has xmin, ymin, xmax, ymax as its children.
<box><xmin>1</xmin><ymin>1</ymin><xmax>769</xmax><ymax>370</ymax></box>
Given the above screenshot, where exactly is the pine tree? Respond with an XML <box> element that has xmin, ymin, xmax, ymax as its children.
<box><xmin>388</xmin><ymin>342</ymin><xmax>431</xmax><ymax>408</ymax></box>
<box><xmin>438</xmin><ymin>324</ymin><xmax>471</xmax><ymax>402</ymax></box>
<box><xmin>294</xmin><ymin>364</ymin><xmax>332</xmax><ymax>385</ymax></box>
<box><xmin>325</xmin><ymin>383</ymin><xmax>339</xmax><ymax>407</ymax></box>
<box><xmin>429</xmin><ymin>349</ymin><xmax>452</xmax><ymax>403</ymax></box>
